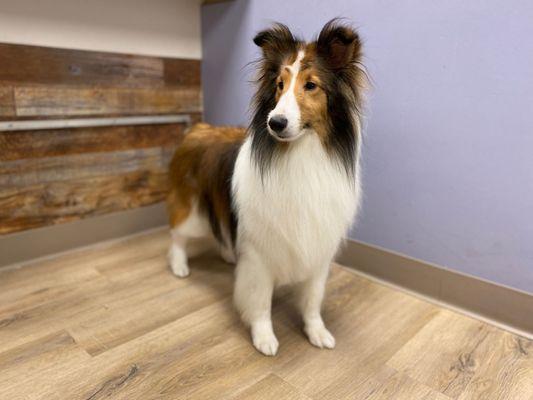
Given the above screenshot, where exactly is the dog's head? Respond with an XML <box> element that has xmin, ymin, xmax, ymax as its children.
<box><xmin>252</xmin><ymin>19</ymin><xmax>366</xmax><ymax>143</ymax></box>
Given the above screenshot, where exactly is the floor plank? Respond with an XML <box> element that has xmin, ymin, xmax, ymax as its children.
<box><xmin>387</xmin><ymin>310</ymin><xmax>501</xmax><ymax>398</ymax></box>
<box><xmin>363</xmin><ymin>370</ymin><xmax>452</xmax><ymax>400</ymax></box>
<box><xmin>457</xmin><ymin>332</ymin><xmax>533</xmax><ymax>400</ymax></box>
<box><xmin>232</xmin><ymin>373</ymin><xmax>312</xmax><ymax>400</ymax></box>
<box><xmin>0</xmin><ymin>330</ymin><xmax>90</xmax><ymax>393</ymax></box>
<box><xmin>0</xmin><ymin>230</ymin><xmax>531</xmax><ymax>400</ymax></box>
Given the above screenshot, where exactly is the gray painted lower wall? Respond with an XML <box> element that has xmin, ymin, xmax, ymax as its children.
<box><xmin>338</xmin><ymin>239</ymin><xmax>533</xmax><ymax>339</ymax></box>
<box><xmin>0</xmin><ymin>203</ymin><xmax>167</xmax><ymax>268</ymax></box>
<box><xmin>202</xmin><ymin>0</ymin><xmax>533</xmax><ymax>293</ymax></box>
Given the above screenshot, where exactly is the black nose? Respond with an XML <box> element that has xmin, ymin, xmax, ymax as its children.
<box><xmin>268</xmin><ymin>115</ymin><xmax>288</xmax><ymax>133</ymax></box>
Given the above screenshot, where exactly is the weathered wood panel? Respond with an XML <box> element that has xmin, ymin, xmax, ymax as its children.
<box><xmin>0</xmin><ymin>87</ymin><xmax>15</xmax><ymax>117</ymax></box>
<box><xmin>0</xmin><ymin>43</ymin><xmax>200</xmax><ymax>88</ymax></box>
<box><xmin>0</xmin><ymin>148</ymin><xmax>174</xmax><ymax>234</ymax></box>
<box><xmin>14</xmin><ymin>85</ymin><xmax>201</xmax><ymax>118</ymax></box>
<box><xmin>0</xmin><ymin>171</ymin><xmax>168</xmax><ymax>234</ymax></box>
<box><xmin>0</xmin><ymin>123</ymin><xmax>189</xmax><ymax>162</ymax></box>
<box><xmin>162</xmin><ymin>58</ymin><xmax>202</xmax><ymax>88</ymax></box>
<box><xmin>0</xmin><ymin>43</ymin><xmax>202</xmax><ymax>235</ymax></box>
<box><xmin>0</xmin><ymin>42</ymin><xmax>202</xmax><ymax>120</ymax></box>
<box><xmin>0</xmin><ymin>147</ymin><xmax>174</xmax><ymax>186</ymax></box>
<box><xmin>203</xmin><ymin>0</ymin><xmax>235</xmax><ymax>4</ymax></box>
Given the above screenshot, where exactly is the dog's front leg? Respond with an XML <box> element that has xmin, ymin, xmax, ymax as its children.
<box><xmin>299</xmin><ymin>267</ymin><xmax>335</xmax><ymax>349</ymax></box>
<box><xmin>234</xmin><ymin>251</ymin><xmax>278</xmax><ymax>356</ymax></box>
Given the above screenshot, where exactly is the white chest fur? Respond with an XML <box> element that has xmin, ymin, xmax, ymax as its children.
<box><xmin>232</xmin><ymin>133</ymin><xmax>361</xmax><ymax>285</ymax></box>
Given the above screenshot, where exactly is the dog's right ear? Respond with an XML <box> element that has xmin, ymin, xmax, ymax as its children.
<box><xmin>253</xmin><ymin>23</ymin><xmax>297</xmax><ymax>58</ymax></box>
<box><xmin>317</xmin><ymin>19</ymin><xmax>362</xmax><ymax>71</ymax></box>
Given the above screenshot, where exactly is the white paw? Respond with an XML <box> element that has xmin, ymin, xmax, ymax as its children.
<box><xmin>170</xmin><ymin>261</ymin><xmax>190</xmax><ymax>278</ymax></box>
<box><xmin>251</xmin><ymin>322</ymin><xmax>279</xmax><ymax>356</ymax></box>
<box><xmin>168</xmin><ymin>246</ymin><xmax>190</xmax><ymax>278</ymax></box>
<box><xmin>253</xmin><ymin>331</ymin><xmax>279</xmax><ymax>356</ymax></box>
<box><xmin>219</xmin><ymin>246</ymin><xmax>236</xmax><ymax>264</ymax></box>
<box><xmin>305</xmin><ymin>325</ymin><xmax>336</xmax><ymax>349</ymax></box>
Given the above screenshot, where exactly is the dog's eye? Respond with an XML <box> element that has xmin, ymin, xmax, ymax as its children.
<box><xmin>277</xmin><ymin>81</ymin><xmax>284</xmax><ymax>90</ymax></box>
<box><xmin>304</xmin><ymin>81</ymin><xmax>317</xmax><ymax>91</ymax></box>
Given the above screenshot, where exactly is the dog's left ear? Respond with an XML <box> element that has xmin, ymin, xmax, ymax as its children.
<box><xmin>317</xmin><ymin>19</ymin><xmax>362</xmax><ymax>70</ymax></box>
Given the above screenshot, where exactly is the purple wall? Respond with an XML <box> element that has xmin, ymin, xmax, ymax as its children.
<box><xmin>202</xmin><ymin>0</ymin><xmax>533</xmax><ymax>293</ymax></box>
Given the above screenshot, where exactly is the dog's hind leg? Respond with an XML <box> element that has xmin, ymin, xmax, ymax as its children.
<box><xmin>168</xmin><ymin>232</ymin><xmax>190</xmax><ymax>277</ymax></box>
<box><xmin>168</xmin><ymin>201</ymin><xmax>212</xmax><ymax>278</ymax></box>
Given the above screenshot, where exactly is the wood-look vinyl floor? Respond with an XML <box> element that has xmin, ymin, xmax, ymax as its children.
<box><xmin>0</xmin><ymin>230</ymin><xmax>532</xmax><ymax>399</ymax></box>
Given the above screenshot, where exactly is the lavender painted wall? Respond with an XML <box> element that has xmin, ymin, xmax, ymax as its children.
<box><xmin>202</xmin><ymin>0</ymin><xmax>533</xmax><ymax>293</ymax></box>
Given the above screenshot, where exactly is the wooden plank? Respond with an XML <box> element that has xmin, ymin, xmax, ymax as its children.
<box><xmin>233</xmin><ymin>374</ymin><xmax>312</xmax><ymax>400</ymax></box>
<box><xmin>14</xmin><ymin>85</ymin><xmax>201</xmax><ymax>118</ymax></box>
<box><xmin>320</xmin><ymin>366</ymin><xmax>451</xmax><ymax>400</ymax></box>
<box><xmin>203</xmin><ymin>0</ymin><xmax>235</xmax><ymax>4</ymax></box>
<box><xmin>0</xmin><ymin>259</ymin><xmax>103</xmax><ymax>316</ymax></box>
<box><xmin>314</xmin><ymin>366</ymin><xmax>398</xmax><ymax>400</ymax></box>
<box><xmin>0</xmin><ymin>123</ymin><xmax>186</xmax><ymax>162</ymax></box>
<box><xmin>0</xmin><ymin>86</ymin><xmax>15</xmax><ymax>117</ymax></box>
<box><xmin>0</xmin><ymin>330</ymin><xmax>90</xmax><ymax>393</ymax></box>
<box><xmin>387</xmin><ymin>310</ymin><xmax>502</xmax><ymax>398</ymax></box>
<box><xmin>0</xmin><ymin>297</ymin><xmax>239</xmax><ymax>400</ymax></box>
<box><xmin>69</xmin><ymin>257</ymin><xmax>234</xmax><ymax>355</ymax></box>
<box><xmin>163</xmin><ymin>58</ymin><xmax>202</xmax><ymax>87</ymax></box>
<box><xmin>0</xmin><ymin>235</ymin><xmax>173</xmax><ymax>353</ymax></box>
<box><xmin>0</xmin><ymin>147</ymin><xmax>174</xmax><ymax>234</ymax></box>
<box><xmin>0</xmin><ymin>43</ymin><xmax>202</xmax><ymax>121</ymax></box>
<box><xmin>0</xmin><ymin>147</ymin><xmax>174</xmax><ymax>186</ymax></box>
<box><xmin>0</xmin><ymin>170</ymin><xmax>168</xmax><ymax>234</ymax></box>
<box><xmin>0</xmin><ymin>42</ymin><xmax>200</xmax><ymax>88</ymax></box>
<box><xmin>362</xmin><ymin>371</ymin><xmax>452</xmax><ymax>400</ymax></box>
<box><xmin>458</xmin><ymin>332</ymin><xmax>533</xmax><ymax>400</ymax></box>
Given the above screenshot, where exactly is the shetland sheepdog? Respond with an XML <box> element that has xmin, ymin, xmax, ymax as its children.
<box><xmin>166</xmin><ymin>20</ymin><xmax>366</xmax><ymax>356</ymax></box>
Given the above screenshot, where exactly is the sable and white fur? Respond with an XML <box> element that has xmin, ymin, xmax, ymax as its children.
<box><xmin>166</xmin><ymin>20</ymin><xmax>366</xmax><ymax>356</ymax></box>
<box><xmin>232</xmin><ymin>135</ymin><xmax>361</xmax><ymax>354</ymax></box>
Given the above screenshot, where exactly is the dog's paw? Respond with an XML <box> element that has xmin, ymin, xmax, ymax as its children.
<box><xmin>219</xmin><ymin>246</ymin><xmax>237</xmax><ymax>264</ymax></box>
<box><xmin>168</xmin><ymin>247</ymin><xmax>190</xmax><ymax>278</ymax></box>
<box><xmin>170</xmin><ymin>261</ymin><xmax>190</xmax><ymax>278</ymax></box>
<box><xmin>252</xmin><ymin>329</ymin><xmax>279</xmax><ymax>356</ymax></box>
<box><xmin>305</xmin><ymin>325</ymin><xmax>336</xmax><ymax>349</ymax></box>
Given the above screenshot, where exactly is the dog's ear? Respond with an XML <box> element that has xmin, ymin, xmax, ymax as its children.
<box><xmin>253</xmin><ymin>23</ymin><xmax>297</xmax><ymax>58</ymax></box>
<box><xmin>317</xmin><ymin>19</ymin><xmax>362</xmax><ymax>70</ymax></box>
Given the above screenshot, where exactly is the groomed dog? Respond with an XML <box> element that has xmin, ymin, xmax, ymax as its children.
<box><xmin>166</xmin><ymin>19</ymin><xmax>366</xmax><ymax>356</ymax></box>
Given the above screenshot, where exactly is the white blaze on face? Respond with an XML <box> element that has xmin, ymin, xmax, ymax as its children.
<box><xmin>268</xmin><ymin>50</ymin><xmax>305</xmax><ymax>139</ymax></box>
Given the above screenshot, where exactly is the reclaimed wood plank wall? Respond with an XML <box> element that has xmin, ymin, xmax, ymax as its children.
<box><xmin>0</xmin><ymin>43</ymin><xmax>202</xmax><ymax>235</ymax></box>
